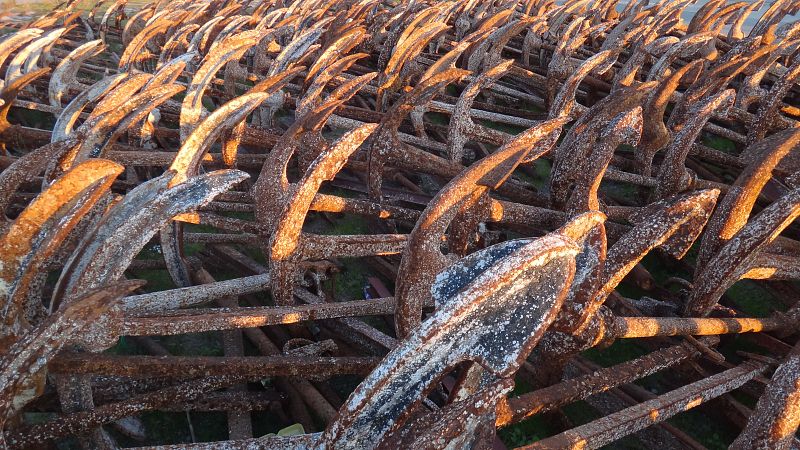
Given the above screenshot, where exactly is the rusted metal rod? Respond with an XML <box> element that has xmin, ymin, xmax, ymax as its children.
<box><xmin>123</xmin><ymin>273</ymin><xmax>271</xmax><ymax>313</ymax></box>
<box><xmin>48</xmin><ymin>354</ymin><xmax>380</xmax><ymax>380</ymax></box>
<box><xmin>521</xmin><ymin>362</ymin><xmax>769</xmax><ymax>449</ymax></box>
<box><xmin>5</xmin><ymin>375</ymin><xmax>250</xmax><ymax>448</ymax></box>
<box><xmin>122</xmin><ymin>297</ymin><xmax>407</xmax><ymax>335</ymax></box>
<box><xmin>615</xmin><ymin>315</ymin><xmax>795</xmax><ymax>338</ymax></box>
<box><xmin>496</xmin><ymin>341</ymin><xmax>702</xmax><ymax>427</ymax></box>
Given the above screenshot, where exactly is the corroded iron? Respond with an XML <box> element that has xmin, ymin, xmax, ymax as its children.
<box><xmin>1</xmin><ymin>0</ymin><xmax>800</xmax><ymax>448</ymax></box>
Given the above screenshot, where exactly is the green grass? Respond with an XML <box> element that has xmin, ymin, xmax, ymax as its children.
<box><xmin>480</xmin><ymin>119</ymin><xmax>525</xmax><ymax>135</ymax></box>
<box><xmin>324</xmin><ymin>187</ymin><xmax>359</xmax><ymax>199</ymax></box>
<box><xmin>185</xmin><ymin>222</ymin><xmax>220</xmax><ymax>234</ymax></box>
<box><xmin>515</xmin><ymin>157</ymin><xmax>551</xmax><ymax>190</ymax></box>
<box><xmin>333</xmin><ymin>258</ymin><xmax>368</xmax><ymax>300</ymax></box>
<box><xmin>425</xmin><ymin>111</ymin><xmax>450</xmax><ymax>126</ymax></box>
<box><xmin>320</xmin><ymin>213</ymin><xmax>369</xmax><ymax>236</ymax></box>
<box><xmin>138</xmin><ymin>411</ymin><xmax>227</xmax><ymax>444</ymax></box>
<box><xmin>498</xmin><ymin>415</ymin><xmax>558</xmax><ymax>447</ymax></box>
<box><xmin>599</xmin><ymin>179</ymin><xmax>639</xmax><ymax>205</ymax></box>
<box><xmin>445</xmin><ymin>84</ymin><xmax>460</xmax><ymax>97</ymax></box>
<box><xmin>9</xmin><ymin>107</ymin><xmax>56</xmax><ymax>130</ymax></box>
<box><xmin>242</xmin><ymin>245</ymin><xmax>269</xmax><ymax>269</ymax></box>
<box><xmin>583</xmin><ymin>339</ymin><xmax>649</xmax><ymax>367</ymax></box>
<box><xmin>725</xmin><ymin>280</ymin><xmax>782</xmax><ymax>316</ymax></box>
<box><xmin>104</xmin><ymin>336</ymin><xmax>139</xmax><ymax>355</ymax></box>
<box><xmin>317</xmin><ymin>213</ymin><xmax>377</xmax><ymax>300</ymax></box>
<box><xmin>160</xmin><ymin>332</ymin><xmax>224</xmax><ymax>356</ymax></box>
<box><xmin>133</xmin><ymin>268</ymin><xmax>176</xmax><ymax>293</ymax></box>
<box><xmin>668</xmin><ymin>408</ymin><xmax>738</xmax><ymax>449</ymax></box>
<box><xmin>702</xmin><ymin>134</ymin><xmax>737</xmax><ymax>154</ymax></box>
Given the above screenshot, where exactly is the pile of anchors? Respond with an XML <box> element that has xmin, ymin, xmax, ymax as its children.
<box><xmin>2</xmin><ymin>0</ymin><xmax>800</xmax><ymax>448</ymax></box>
